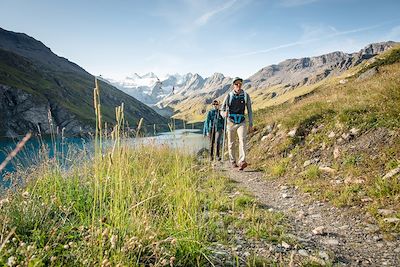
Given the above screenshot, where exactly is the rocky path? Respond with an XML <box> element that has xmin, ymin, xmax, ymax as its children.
<box><xmin>220</xmin><ymin>163</ymin><xmax>400</xmax><ymax>266</ymax></box>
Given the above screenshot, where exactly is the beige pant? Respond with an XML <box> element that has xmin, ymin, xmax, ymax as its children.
<box><xmin>227</xmin><ymin>121</ymin><xmax>247</xmax><ymax>164</ymax></box>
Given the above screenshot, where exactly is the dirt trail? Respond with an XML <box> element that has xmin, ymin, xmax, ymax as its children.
<box><xmin>219</xmin><ymin>163</ymin><xmax>400</xmax><ymax>266</ymax></box>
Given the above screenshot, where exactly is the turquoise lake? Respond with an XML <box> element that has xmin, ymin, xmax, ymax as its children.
<box><xmin>0</xmin><ymin>129</ymin><xmax>206</xmax><ymax>188</ymax></box>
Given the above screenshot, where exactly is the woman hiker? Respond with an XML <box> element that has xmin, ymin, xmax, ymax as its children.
<box><xmin>203</xmin><ymin>99</ymin><xmax>225</xmax><ymax>161</ymax></box>
<box><xmin>220</xmin><ymin>77</ymin><xmax>253</xmax><ymax>171</ymax></box>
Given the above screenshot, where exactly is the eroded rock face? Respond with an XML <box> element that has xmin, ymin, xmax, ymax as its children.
<box><xmin>0</xmin><ymin>84</ymin><xmax>92</xmax><ymax>138</ymax></box>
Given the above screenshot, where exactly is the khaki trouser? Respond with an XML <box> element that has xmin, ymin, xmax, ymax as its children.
<box><xmin>226</xmin><ymin>121</ymin><xmax>247</xmax><ymax>164</ymax></box>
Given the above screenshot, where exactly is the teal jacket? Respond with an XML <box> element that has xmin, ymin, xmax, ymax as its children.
<box><xmin>203</xmin><ymin>109</ymin><xmax>225</xmax><ymax>135</ymax></box>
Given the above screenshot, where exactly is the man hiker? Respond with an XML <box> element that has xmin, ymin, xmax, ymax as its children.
<box><xmin>221</xmin><ymin>77</ymin><xmax>253</xmax><ymax>170</ymax></box>
<box><xmin>203</xmin><ymin>99</ymin><xmax>225</xmax><ymax>161</ymax></box>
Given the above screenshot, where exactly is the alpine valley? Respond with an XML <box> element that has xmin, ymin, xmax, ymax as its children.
<box><xmin>104</xmin><ymin>41</ymin><xmax>398</xmax><ymax>123</ymax></box>
<box><xmin>1</xmin><ymin>26</ymin><xmax>398</xmax><ymax>137</ymax></box>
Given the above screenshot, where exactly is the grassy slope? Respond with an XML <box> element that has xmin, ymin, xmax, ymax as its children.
<box><xmin>0</xmin><ymin>48</ymin><xmax>168</xmax><ymax>133</ymax></box>
<box><xmin>248</xmin><ymin>46</ymin><xmax>400</xmax><ymax>233</ymax></box>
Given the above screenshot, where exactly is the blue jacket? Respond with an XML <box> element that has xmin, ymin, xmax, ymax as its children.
<box><xmin>203</xmin><ymin>109</ymin><xmax>225</xmax><ymax>135</ymax></box>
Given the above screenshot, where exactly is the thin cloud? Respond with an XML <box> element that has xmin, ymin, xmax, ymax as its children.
<box><xmin>386</xmin><ymin>25</ymin><xmax>400</xmax><ymax>40</ymax></box>
<box><xmin>225</xmin><ymin>23</ymin><xmax>385</xmax><ymax>59</ymax></box>
<box><xmin>194</xmin><ymin>0</ymin><xmax>238</xmax><ymax>26</ymax></box>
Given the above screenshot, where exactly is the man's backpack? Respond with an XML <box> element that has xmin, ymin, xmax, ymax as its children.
<box><xmin>227</xmin><ymin>91</ymin><xmax>248</xmax><ymax>107</ymax></box>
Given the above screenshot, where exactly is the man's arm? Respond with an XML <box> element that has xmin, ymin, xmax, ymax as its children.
<box><xmin>220</xmin><ymin>94</ymin><xmax>229</xmax><ymax>117</ymax></box>
<box><xmin>246</xmin><ymin>93</ymin><xmax>253</xmax><ymax>128</ymax></box>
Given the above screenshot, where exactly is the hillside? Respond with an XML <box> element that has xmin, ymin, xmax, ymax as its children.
<box><xmin>247</xmin><ymin>45</ymin><xmax>400</xmax><ymax>234</ymax></box>
<box><xmin>157</xmin><ymin>42</ymin><xmax>397</xmax><ymax>122</ymax></box>
<box><xmin>0</xmin><ymin>28</ymin><xmax>168</xmax><ymax>138</ymax></box>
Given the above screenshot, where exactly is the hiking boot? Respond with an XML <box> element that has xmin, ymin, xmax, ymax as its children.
<box><xmin>231</xmin><ymin>162</ymin><xmax>238</xmax><ymax>168</ymax></box>
<box><xmin>238</xmin><ymin>161</ymin><xmax>248</xmax><ymax>171</ymax></box>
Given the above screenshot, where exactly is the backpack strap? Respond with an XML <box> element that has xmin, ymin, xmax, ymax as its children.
<box><xmin>228</xmin><ymin>91</ymin><xmax>247</xmax><ymax>107</ymax></box>
<box><xmin>228</xmin><ymin>91</ymin><xmax>234</xmax><ymax>107</ymax></box>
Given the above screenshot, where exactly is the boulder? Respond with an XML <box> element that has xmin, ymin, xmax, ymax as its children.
<box><xmin>319</xmin><ymin>166</ymin><xmax>336</xmax><ymax>174</ymax></box>
<box><xmin>287</xmin><ymin>128</ymin><xmax>298</xmax><ymax>137</ymax></box>
<box><xmin>357</xmin><ymin>66</ymin><xmax>378</xmax><ymax>81</ymax></box>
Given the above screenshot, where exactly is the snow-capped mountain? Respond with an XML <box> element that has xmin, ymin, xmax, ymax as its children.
<box><xmin>102</xmin><ymin>73</ymin><xmax>181</xmax><ymax>105</ymax></box>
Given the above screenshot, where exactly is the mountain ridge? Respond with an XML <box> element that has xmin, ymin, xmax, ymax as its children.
<box><xmin>0</xmin><ymin>27</ymin><xmax>168</xmax><ymax>138</ymax></box>
<box><xmin>155</xmin><ymin>41</ymin><xmax>398</xmax><ymax>122</ymax></box>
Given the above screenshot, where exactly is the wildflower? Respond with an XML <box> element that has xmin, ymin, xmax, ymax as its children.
<box><xmin>110</xmin><ymin>235</ymin><xmax>118</xmax><ymax>249</ymax></box>
<box><xmin>27</xmin><ymin>244</ymin><xmax>35</xmax><ymax>252</ymax></box>
<box><xmin>44</xmin><ymin>245</ymin><xmax>50</xmax><ymax>251</ymax></box>
<box><xmin>102</xmin><ymin>228</ymin><xmax>109</xmax><ymax>239</ymax></box>
<box><xmin>63</xmin><ymin>244</ymin><xmax>69</xmax><ymax>249</ymax></box>
<box><xmin>19</xmin><ymin>242</ymin><xmax>26</xmax><ymax>247</ymax></box>
<box><xmin>22</xmin><ymin>191</ymin><xmax>29</xmax><ymax>199</ymax></box>
<box><xmin>160</xmin><ymin>259</ymin><xmax>168</xmax><ymax>266</ymax></box>
<box><xmin>0</xmin><ymin>198</ymin><xmax>10</xmax><ymax>208</ymax></box>
<box><xmin>50</xmin><ymin>256</ymin><xmax>57</xmax><ymax>262</ymax></box>
<box><xmin>101</xmin><ymin>258</ymin><xmax>111</xmax><ymax>267</ymax></box>
<box><xmin>170</xmin><ymin>257</ymin><xmax>176</xmax><ymax>266</ymax></box>
<box><xmin>7</xmin><ymin>256</ymin><xmax>16</xmax><ymax>267</ymax></box>
<box><xmin>170</xmin><ymin>238</ymin><xmax>177</xmax><ymax>245</ymax></box>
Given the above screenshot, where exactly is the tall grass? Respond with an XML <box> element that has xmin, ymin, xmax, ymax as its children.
<box><xmin>0</xmin><ymin>79</ymin><xmax>222</xmax><ymax>266</ymax></box>
<box><xmin>0</xmin><ymin>78</ymin><xmax>293</xmax><ymax>266</ymax></box>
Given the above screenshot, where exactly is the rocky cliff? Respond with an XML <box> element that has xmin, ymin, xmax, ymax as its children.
<box><xmin>0</xmin><ymin>28</ymin><xmax>168</xmax><ymax>138</ymax></box>
<box><xmin>0</xmin><ymin>84</ymin><xmax>92</xmax><ymax>137</ymax></box>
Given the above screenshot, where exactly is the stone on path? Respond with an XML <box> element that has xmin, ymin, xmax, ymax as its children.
<box><xmin>319</xmin><ymin>166</ymin><xmax>336</xmax><ymax>174</ymax></box>
<box><xmin>377</xmin><ymin>209</ymin><xmax>395</xmax><ymax>216</ymax></box>
<box><xmin>383</xmin><ymin>218</ymin><xmax>400</xmax><ymax>223</ymax></box>
<box><xmin>287</xmin><ymin>128</ymin><xmax>297</xmax><ymax>137</ymax></box>
<box><xmin>328</xmin><ymin>131</ymin><xmax>335</xmax><ymax>138</ymax></box>
<box><xmin>333</xmin><ymin>147</ymin><xmax>340</xmax><ymax>159</ymax></box>
<box><xmin>312</xmin><ymin>226</ymin><xmax>325</xmax><ymax>235</ymax></box>
<box><xmin>318</xmin><ymin>251</ymin><xmax>330</xmax><ymax>261</ymax></box>
<box><xmin>281</xmin><ymin>241</ymin><xmax>291</xmax><ymax>249</ymax></box>
<box><xmin>298</xmin><ymin>249</ymin><xmax>309</xmax><ymax>257</ymax></box>
<box><xmin>323</xmin><ymin>238</ymin><xmax>339</xmax><ymax>246</ymax></box>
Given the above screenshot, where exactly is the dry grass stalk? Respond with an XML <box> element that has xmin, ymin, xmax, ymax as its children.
<box><xmin>0</xmin><ymin>132</ymin><xmax>32</xmax><ymax>172</ymax></box>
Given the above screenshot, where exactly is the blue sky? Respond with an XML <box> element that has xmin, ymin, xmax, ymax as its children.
<box><xmin>1</xmin><ymin>0</ymin><xmax>400</xmax><ymax>79</ymax></box>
